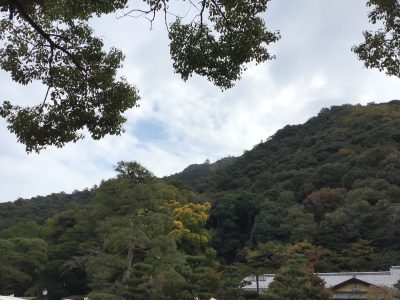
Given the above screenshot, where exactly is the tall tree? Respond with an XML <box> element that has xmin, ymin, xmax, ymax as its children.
<box><xmin>0</xmin><ymin>237</ymin><xmax>48</xmax><ymax>296</ymax></box>
<box><xmin>263</xmin><ymin>255</ymin><xmax>330</xmax><ymax>300</ymax></box>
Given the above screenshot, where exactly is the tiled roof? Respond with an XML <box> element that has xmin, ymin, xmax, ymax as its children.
<box><xmin>243</xmin><ymin>266</ymin><xmax>400</xmax><ymax>291</ymax></box>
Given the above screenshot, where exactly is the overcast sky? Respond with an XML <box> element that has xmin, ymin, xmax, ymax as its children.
<box><xmin>1</xmin><ymin>0</ymin><xmax>400</xmax><ymax>202</ymax></box>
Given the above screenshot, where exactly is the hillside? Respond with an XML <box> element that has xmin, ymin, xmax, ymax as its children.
<box><xmin>166</xmin><ymin>156</ymin><xmax>236</xmax><ymax>190</ymax></box>
<box><xmin>0</xmin><ymin>190</ymin><xmax>91</xmax><ymax>230</ymax></box>
<box><xmin>171</xmin><ymin>101</ymin><xmax>400</xmax><ymax>267</ymax></box>
<box><xmin>2</xmin><ymin>101</ymin><xmax>400</xmax><ymax>299</ymax></box>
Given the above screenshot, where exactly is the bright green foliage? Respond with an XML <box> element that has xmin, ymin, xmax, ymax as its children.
<box><xmin>169</xmin><ymin>201</ymin><xmax>211</xmax><ymax>255</ymax></box>
<box><xmin>264</xmin><ymin>255</ymin><xmax>330</xmax><ymax>300</ymax></box>
<box><xmin>353</xmin><ymin>0</ymin><xmax>400</xmax><ymax>78</ymax></box>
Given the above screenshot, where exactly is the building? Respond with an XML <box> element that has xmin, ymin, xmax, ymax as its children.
<box><xmin>243</xmin><ymin>266</ymin><xmax>400</xmax><ymax>299</ymax></box>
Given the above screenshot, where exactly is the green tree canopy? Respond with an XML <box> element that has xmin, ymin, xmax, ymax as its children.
<box><xmin>0</xmin><ymin>237</ymin><xmax>48</xmax><ymax>296</ymax></box>
<box><xmin>264</xmin><ymin>255</ymin><xmax>330</xmax><ymax>300</ymax></box>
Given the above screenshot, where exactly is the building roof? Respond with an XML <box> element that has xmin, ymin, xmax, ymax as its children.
<box><xmin>243</xmin><ymin>266</ymin><xmax>400</xmax><ymax>291</ymax></box>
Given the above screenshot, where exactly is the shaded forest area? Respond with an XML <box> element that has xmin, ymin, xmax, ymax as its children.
<box><xmin>2</xmin><ymin>101</ymin><xmax>400</xmax><ymax>299</ymax></box>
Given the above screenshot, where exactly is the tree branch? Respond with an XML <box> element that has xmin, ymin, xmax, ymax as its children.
<box><xmin>42</xmin><ymin>47</ymin><xmax>54</xmax><ymax>107</ymax></box>
<box><xmin>199</xmin><ymin>0</ymin><xmax>206</xmax><ymax>26</ymax></box>
<box><xmin>10</xmin><ymin>0</ymin><xmax>86</xmax><ymax>75</ymax></box>
<box><xmin>163</xmin><ymin>2</ymin><xmax>169</xmax><ymax>33</ymax></box>
<box><xmin>209</xmin><ymin>0</ymin><xmax>232</xmax><ymax>32</ymax></box>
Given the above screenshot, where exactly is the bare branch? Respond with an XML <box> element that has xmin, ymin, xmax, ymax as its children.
<box><xmin>116</xmin><ymin>8</ymin><xmax>153</xmax><ymax>19</ymax></box>
<box><xmin>42</xmin><ymin>47</ymin><xmax>54</xmax><ymax>107</ymax></box>
<box><xmin>183</xmin><ymin>0</ymin><xmax>194</xmax><ymax>20</ymax></box>
<box><xmin>199</xmin><ymin>0</ymin><xmax>206</xmax><ymax>27</ymax></box>
<box><xmin>163</xmin><ymin>3</ymin><xmax>170</xmax><ymax>33</ymax></box>
<box><xmin>148</xmin><ymin>6</ymin><xmax>157</xmax><ymax>30</ymax></box>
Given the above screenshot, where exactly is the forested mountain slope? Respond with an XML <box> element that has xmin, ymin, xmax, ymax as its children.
<box><xmin>0</xmin><ymin>190</ymin><xmax>91</xmax><ymax>230</ymax></box>
<box><xmin>2</xmin><ymin>101</ymin><xmax>400</xmax><ymax>299</ymax></box>
<box><xmin>172</xmin><ymin>101</ymin><xmax>400</xmax><ymax>268</ymax></box>
<box><xmin>166</xmin><ymin>156</ymin><xmax>236</xmax><ymax>190</ymax></box>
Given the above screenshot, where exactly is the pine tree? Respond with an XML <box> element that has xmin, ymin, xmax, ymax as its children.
<box><xmin>264</xmin><ymin>255</ymin><xmax>330</xmax><ymax>300</ymax></box>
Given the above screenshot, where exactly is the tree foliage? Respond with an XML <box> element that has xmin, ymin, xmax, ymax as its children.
<box><xmin>0</xmin><ymin>237</ymin><xmax>48</xmax><ymax>296</ymax></box>
<box><xmin>353</xmin><ymin>0</ymin><xmax>400</xmax><ymax>78</ymax></box>
<box><xmin>6</xmin><ymin>102</ymin><xmax>400</xmax><ymax>297</ymax></box>
<box><xmin>0</xmin><ymin>0</ymin><xmax>279</xmax><ymax>151</ymax></box>
<box><xmin>264</xmin><ymin>255</ymin><xmax>330</xmax><ymax>300</ymax></box>
<box><xmin>172</xmin><ymin>102</ymin><xmax>400</xmax><ymax>269</ymax></box>
<box><xmin>0</xmin><ymin>0</ymin><xmax>139</xmax><ymax>152</ymax></box>
<box><xmin>169</xmin><ymin>0</ymin><xmax>279</xmax><ymax>88</ymax></box>
<box><xmin>114</xmin><ymin>160</ymin><xmax>154</xmax><ymax>184</ymax></box>
<box><xmin>0</xmin><ymin>0</ymin><xmax>399</xmax><ymax>151</ymax></box>
<box><xmin>0</xmin><ymin>161</ymin><xmax>221</xmax><ymax>299</ymax></box>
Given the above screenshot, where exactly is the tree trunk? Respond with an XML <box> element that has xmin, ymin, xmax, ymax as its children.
<box><xmin>256</xmin><ymin>273</ymin><xmax>259</xmax><ymax>295</ymax></box>
<box><xmin>123</xmin><ymin>246</ymin><xmax>134</xmax><ymax>280</ymax></box>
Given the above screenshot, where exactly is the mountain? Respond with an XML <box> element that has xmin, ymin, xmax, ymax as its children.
<box><xmin>171</xmin><ymin>101</ymin><xmax>400</xmax><ymax>266</ymax></box>
<box><xmin>165</xmin><ymin>156</ymin><xmax>236</xmax><ymax>190</ymax></box>
<box><xmin>0</xmin><ymin>189</ymin><xmax>92</xmax><ymax>230</ymax></box>
<box><xmin>2</xmin><ymin>101</ymin><xmax>400</xmax><ymax>299</ymax></box>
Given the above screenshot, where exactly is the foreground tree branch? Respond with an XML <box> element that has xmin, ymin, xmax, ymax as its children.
<box><xmin>0</xmin><ymin>0</ymin><xmax>280</xmax><ymax>152</ymax></box>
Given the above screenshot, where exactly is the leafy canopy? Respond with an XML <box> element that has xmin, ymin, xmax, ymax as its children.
<box><xmin>264</xmin><ymin>255</ymin><xmax>330</xmax><ymax>300</ymax></box>
<box><xmin>353</xmin><ymin>0</ymin><xmax>400</xmax><ymax>78</ymax></box>
<box><xmin>0</xmin><ymin>1</ymin><xmax>399</xmax><ymax>151</ymax></box>
<box><xmin>0</xmin><ymin>0</ymin><xmax>279</xmax><ymax>151</ymax></box>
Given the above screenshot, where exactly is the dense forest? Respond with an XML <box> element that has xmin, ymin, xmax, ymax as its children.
<box><xmin>2</xmin><ymin>101</ymin><xmax>400</xmax><ymax>299</ymax></box>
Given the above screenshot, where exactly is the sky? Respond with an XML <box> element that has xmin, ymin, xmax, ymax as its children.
<box><xmin>1</xmin><ymin>0</ymin><xmax>400</xmax><ymax>202</ymax></box>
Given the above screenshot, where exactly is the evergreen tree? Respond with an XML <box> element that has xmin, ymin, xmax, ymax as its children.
<box><xmin>264</xmin><ymin>255</ymin><xmax>330</xmax><ymax>300</ymax></box>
